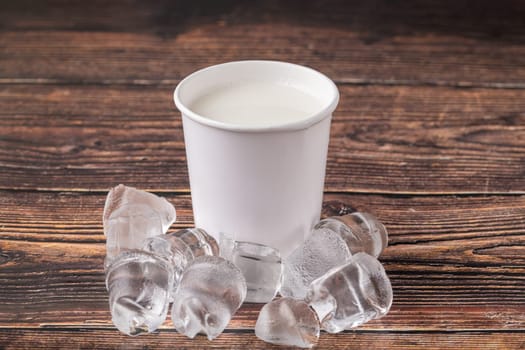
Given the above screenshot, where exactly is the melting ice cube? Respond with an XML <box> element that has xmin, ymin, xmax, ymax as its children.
<box><xmin>255</xmin><ymin>297</ymin><xmax>320</xmax><ymax>348</ymax></box>
<box><xmin>305</xmin><ymin>252</ymin><xmax>393</xmax><ymax>333</ymax></box>
<box><xmin>171</xmin><ymin>255</ymin><xmax>247</xmax><ymax>340</ymax></box>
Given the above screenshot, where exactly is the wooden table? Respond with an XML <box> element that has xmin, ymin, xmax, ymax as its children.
<box><xmin>1</xmin><ymin>1</ymin><xmax>524</xmax><ymax>348</ymax></box>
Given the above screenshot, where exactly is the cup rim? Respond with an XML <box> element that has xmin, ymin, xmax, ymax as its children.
<box><xmin>174</xmin><ymin>60</ymin><xmax>339</xmax><ymax>133</ymax></box>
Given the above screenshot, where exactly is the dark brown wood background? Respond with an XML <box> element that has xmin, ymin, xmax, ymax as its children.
<box><xmin>1</xmin><ymin>1</ymin><xmax>524</xmax><ymax>349</ymax></box>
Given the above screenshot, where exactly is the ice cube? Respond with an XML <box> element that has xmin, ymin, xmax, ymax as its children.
<box><xmin>143</xmin><ymin>228</ymin><xmax>219</xmax><ymax>297</ymax></box>
<box><xmin>171</xmin><ymin>255</ymin><xmax>247</xmax><ymax>340</ymax></box>
<box><xmin>173</xmin><ymin>228</ymin><xmax>219</xmax><ymax>258</ymax></box>
<box><xmin>103</xmin><ymin>184</ymin><xmax>176</xmax><ymax>233</ymax></box>
<box><xmin>255</xmin><ymin>297</ymin><xmax>320</xmax><ymax>348</ymax></box>
<box><xmin>220</xmin><ymin>233</ymin><xmax>282</xmax><ymax>303</ymax></box>
<box><xmin>280</xmin><ymin>212</ymin><xmax>388</xmax><ymax>299</ymax></box>
<box><xmin>105</xmin><ymin>251</ymin><xmax>173</xmax><ymax>336</ymax></box>
<box><xmin>142</xmin><ymin>234</ymin><xmax>192</xmax><ymax>297</ymax></box>
<box><xmin>103</xmin><ymin>185</ymin><xmax>176</xmax><ymax>266</ymax></box>
<box><xmin>315</xmin><ymin>212</ymin><xmax>388</xmax><ymax>258</ymax></box>
<box><xmin>305</xmin><ymin>252</ymin><xmax>393</xmax><ymax>333</ymax></box>
<box><xmin>280</xmin><ymin>228</ymin><xmax>351</xmax><ymax>299</ymax></box>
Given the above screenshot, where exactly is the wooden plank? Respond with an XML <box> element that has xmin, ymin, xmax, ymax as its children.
<box><xmin>2</xmin><ymin>1</ymin><xmax>525</xmax><ymax>86</ymax></box>
<box><xmin>1</xmin><ymin>84</ymin><xmax>524</xmax><ymax>193</ymax></box>
<box><xmin>1</xmin><ymin>329</ymin><xmax>525</xmax><ymax>350</ymax></box>
<box><xmin>1</xmin><ymin>191</ymin><xmax>524</xmax><ymax>329</ymax></box>
<box><xmin>2</xmin><ymin>1</ymin><xmax>523</xmax><ymax>348</ymax></box>
<box><xmin>3</xmin><ymin>0</ymin><xmax>525</xmax><ymax>36</ymax></box>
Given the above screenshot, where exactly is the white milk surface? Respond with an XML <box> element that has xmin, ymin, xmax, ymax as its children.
<box><xmin>189</xmin><ymin>81</ymin><xmax>322</xmax><ymax>127</ymax></box>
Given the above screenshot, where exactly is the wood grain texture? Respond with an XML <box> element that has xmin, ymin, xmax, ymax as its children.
<box><xmin>1</xmin><ymin>84</ymin><xmax>524</xmax><ymax>193</ymax></box>
<box><xmin>2</xmin><ymin>1</ymin><xmax>525</xmax><ymax>86</ymax></box>
<box><xmin>2</xmin><ymin>1</ymin><xmax>525</xmax><ymax>348</ymax></box>
<box><xmin>1</xmin><ymin>329</ymin><xmax>525</xmax><ymax>350</ymax></box>
<box><xmin>1</xmin><ymin>191</ymin><xmax>524</xmax><ymax>329</ymax></box>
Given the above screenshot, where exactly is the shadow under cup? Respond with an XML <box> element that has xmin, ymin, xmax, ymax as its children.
<box><xmin>174</xmin><ymin>60</ymin><xmax>339</xmax><ymax>257</ymax></box>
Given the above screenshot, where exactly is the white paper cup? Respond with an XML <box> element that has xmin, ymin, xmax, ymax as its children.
<box><xmin>174</xmin><ymin>61</ymin><xmax>339</xmax><ymax>257</ymax></box>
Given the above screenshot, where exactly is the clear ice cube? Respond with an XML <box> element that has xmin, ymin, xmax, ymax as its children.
<box><xmin>171</xmin><ymin>255</ymin><xmax>247</xmax><ymax>340</ymax></box>
<box><xmin>142</xmin><ymin>234</ymin><xmax>193</xmax><ymax>297</ymax></box>
<box><xmin>103</xmin><ymin>185</ymin><xmax>176</xmax><ymax>266</ymax></box>
<box><xmin>220</xmin><ymin>233</ymin><xmax>282</xmax><ymax>303</ymax></box>
<box><xmin>105</xmin><ymin>251</ymin><xmax>173</xmax><ymax>336</ymax></box>
<box><xmin>305</xmin><ymin>252</ymin><xmax>393</xmax><ymax>333</ymax></box>
<box><xmin>103</xmin><ymin>184</ymin><xmax>176</xmax><ymax>233</ymax></box>
<box><xmin>315</xmin><ymin>212</ymin><xmax>388</xmax><ymax>258</ymax></box>
<box><xmin>280</xmin><ymin>228</ymin><xmax>352</xmax><ymax>299</ymax></box>
<box><xmin>173</xmin><ymin>228</ymin><xmax>219</xmax><ymax>258</ymax></box>
<box><xmin>280</xmin><ymin>212</ymin><xmax>388</xmax><ymax>299</ymax></box>
<box><xmin>143</xmin><ymin>228</ymin><xmax>219</xmax><ymax>297</ymax></box>
<box><xmin>255</xmin><ymin>297</ymin><xmax>320</xmax><ymax>348</ymax></box>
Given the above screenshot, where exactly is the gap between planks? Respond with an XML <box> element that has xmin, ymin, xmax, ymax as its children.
<box><xmin>1</xmin><ymin>187</ymin><xmax>524</xmax><ymax>196</ymax></box>
<box><xmin>3</xmin><ymin>78</ymin><xmax>525</xmax><ymax>90</ymax></box>
<box><xmin>0</xmin><ymin>326</ymin><xmax>524</xmax><ymax>334</ymax></box>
